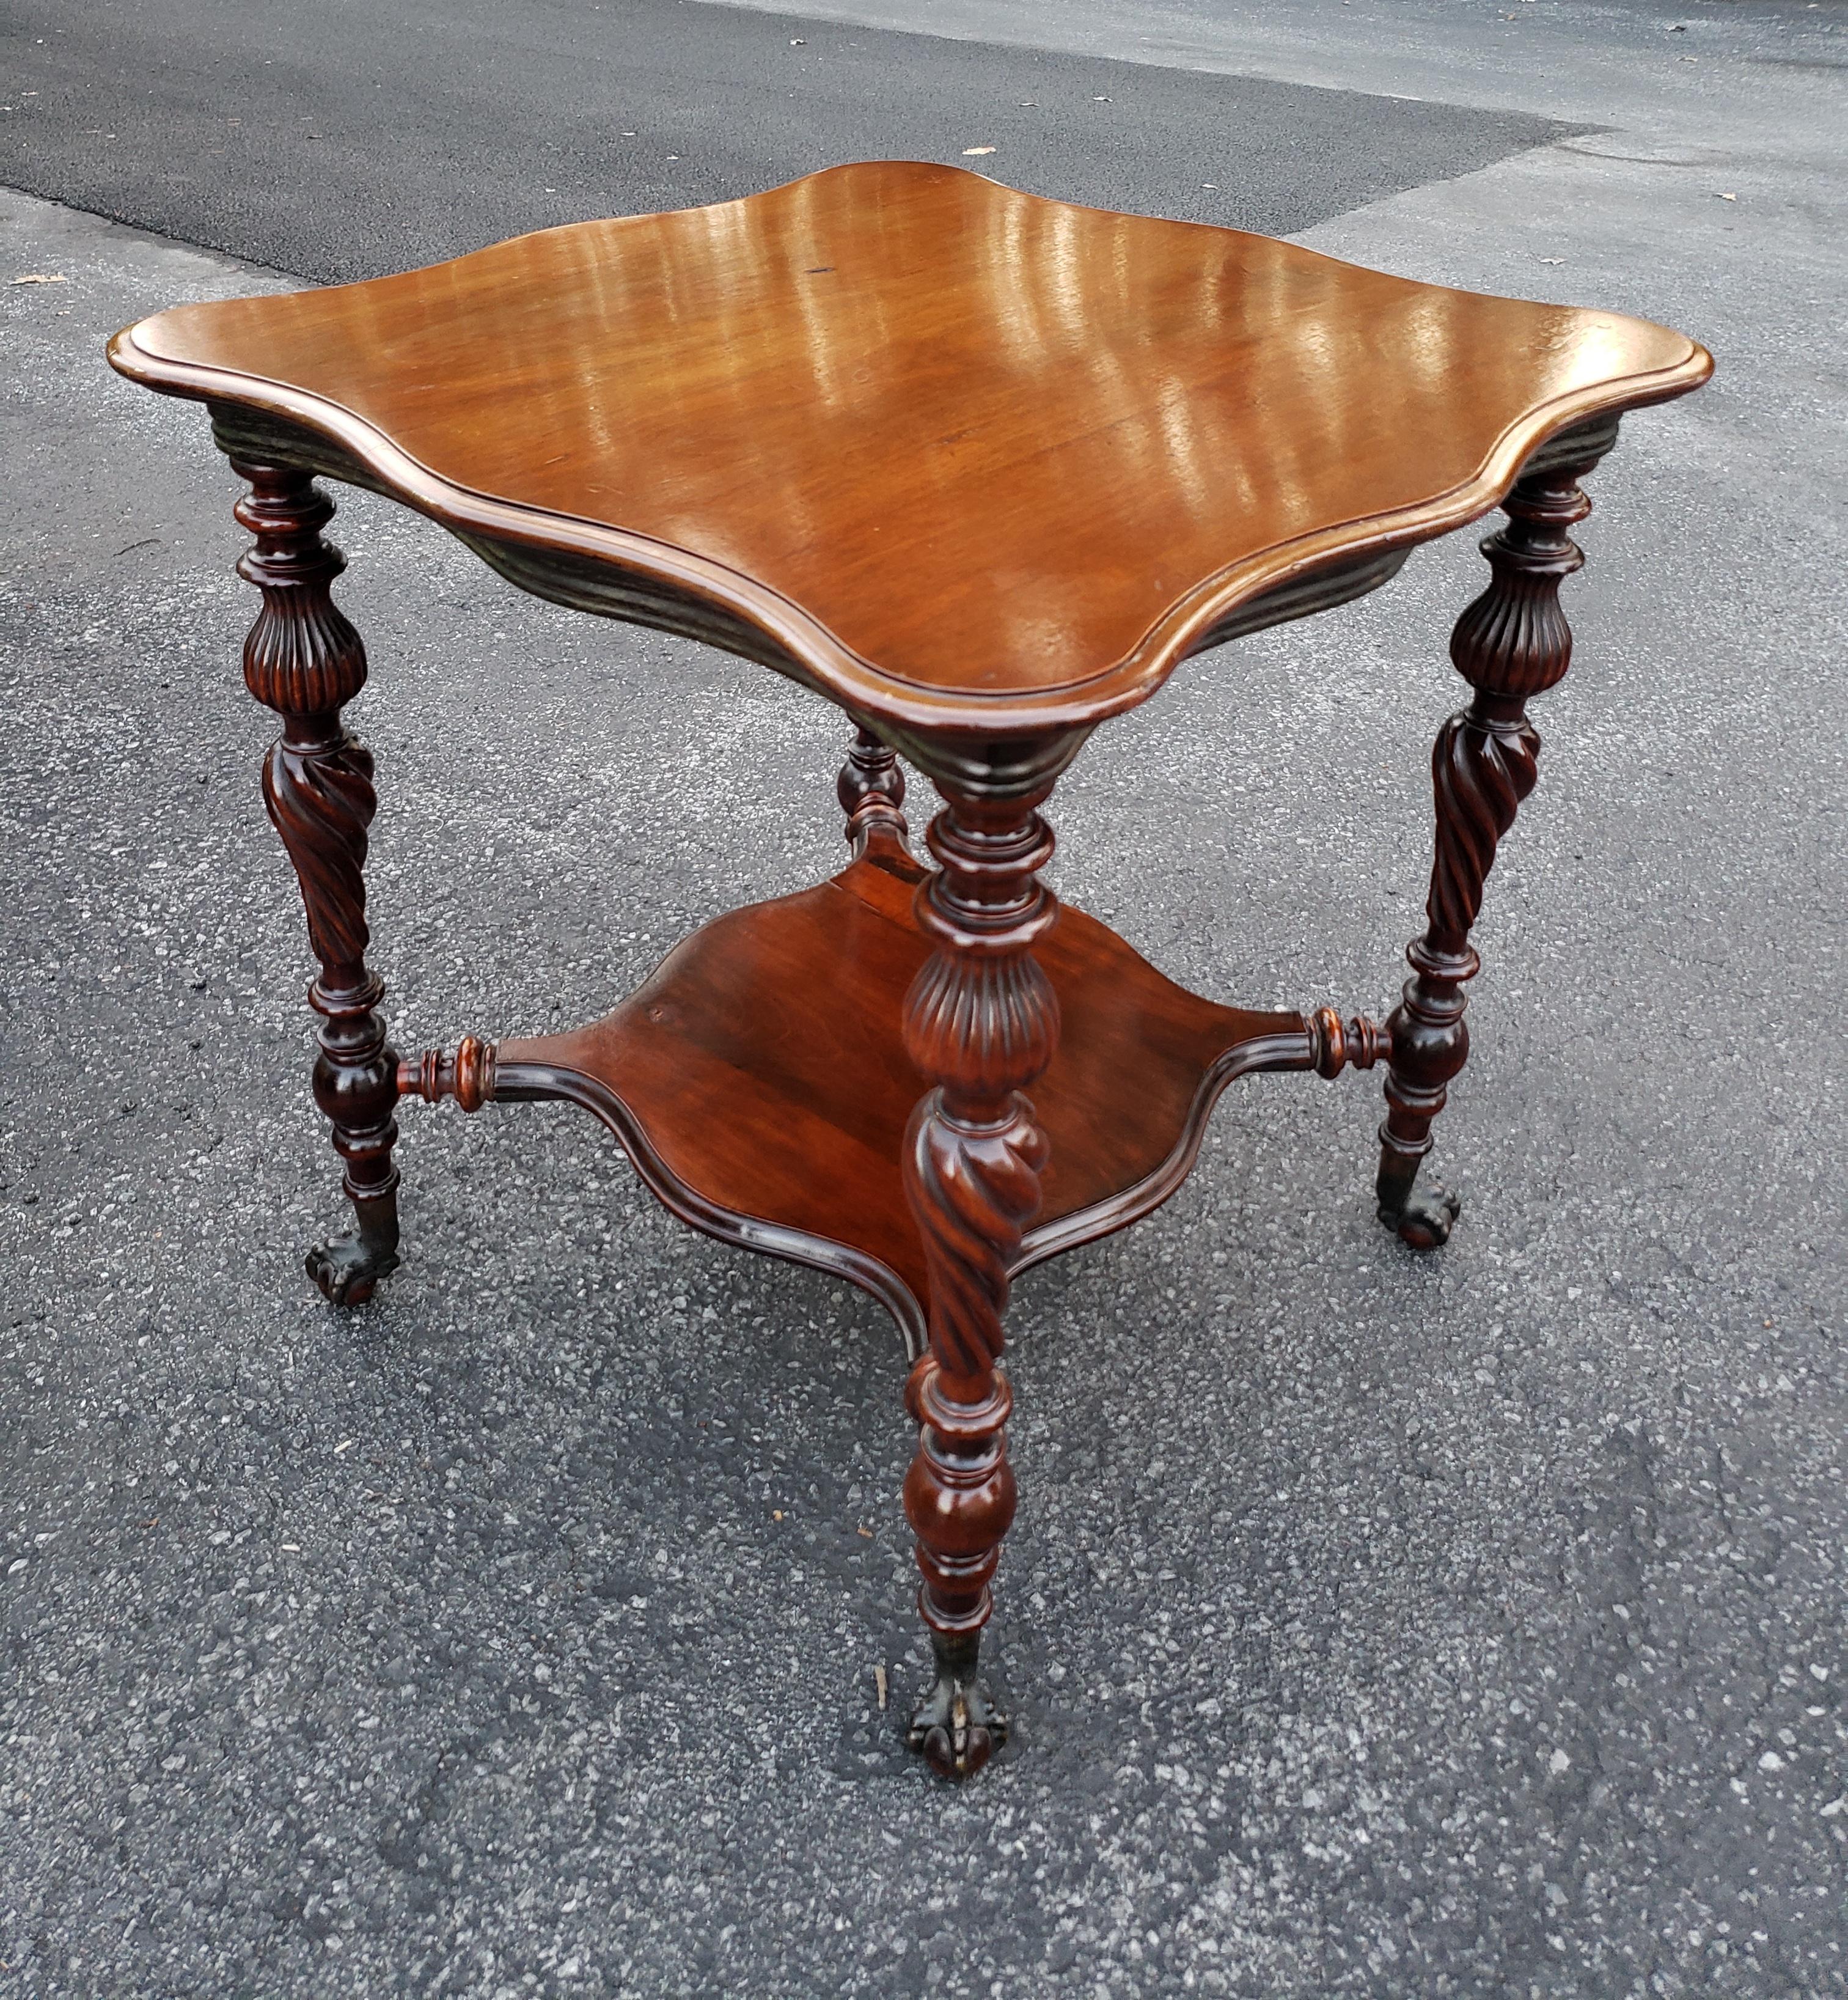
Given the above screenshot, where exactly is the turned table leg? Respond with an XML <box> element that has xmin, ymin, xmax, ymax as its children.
<box><xmin>837</xmin><ymin>722</ymin><xmax>911</xmax><ymax>862</ymax></box>
<box><xmin>899</xmin><ymin>784</ymin><xmax>1059</xmax><ymax>1778</ymax></box>
<box><xmin>232</xmin><ymin>459</ymin><xmax>403</xmax><ymax>1304</ymax></box>
<box><xmin>1377</xmin><ymin>436</ymin><xmax>1613</xmax><ymax>1248</ymax></box>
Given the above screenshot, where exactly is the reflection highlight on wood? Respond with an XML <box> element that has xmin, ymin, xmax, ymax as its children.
<box><xmin>1377</xmin><ymin>435</ymin><xmax>1612</xmax><ymax>1249</ymax></box>
<box><xmin>429</xmin><ymin>854</ymin><xmax>1346</xmax><ymax>1356</ymax></box>
<box><xmin>235</xmin><ymin>462</ymin><xmax>403</xmax><ymax>1306</ymax></box>
<box><xmin>110</xmin><ymin>162</ymin><xmax>1710</xmax><ymax>741</ymax></box>
<box><xmin>106</xmin><ymin>167</ymin><xmax>1713</xmax><ymax>1779</ymax></box>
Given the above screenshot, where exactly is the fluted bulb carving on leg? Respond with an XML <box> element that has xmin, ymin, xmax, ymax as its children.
<box><xmin>1377</xmin><ymin>440</ymin><xmax>1612</xmax><ymax>1248</ymax></box>
<box><xmin>233</xmin><ymin>459</ymin><xmax>403</xmax><ymax>1304</ymax></box>
<box><xmin>900</xmin><ymin>787</ymin><xmax>1059</xmax><ymax>1778</ymax></box>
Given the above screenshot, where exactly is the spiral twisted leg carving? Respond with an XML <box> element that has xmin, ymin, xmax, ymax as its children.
<box><xmin>233</xmin><ymin>458</ymin><xmax>403</xmax><ymax>1304</ymax></box>
<box><xmin>837</xmin><ymin>722</ymin><xmax>911</xmax><ymax>864</ymax></box>
<box><xmin>262</xmin><ymin>733</ymin><xmax>378</xmax><ymax>969</ymax></box>
<box><xmin>1377</xmin><ymin>440</ymin><xmax>1610</xmax><ymax>1248</ymax></box>
<box><xmin>899</xmin><ymin>785</ymin><xmax>1059</xmax><ymax>1778</ymax></box>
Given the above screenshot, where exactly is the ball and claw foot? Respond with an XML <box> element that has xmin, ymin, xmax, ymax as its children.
<box><xmin>908</xmin><ymin>1636</ymin><xmax>1008</xmax><ymax>1779</ymax></box>
<box><xmin>1378</xmin><ymin>1183</ymin><xmax>1462</xmax><ymax>1252</ymax></box>
<box><xmin>305</xmin><ymin>1232</ymin><xmax>401</xmax><ymax>1306</ymax></box>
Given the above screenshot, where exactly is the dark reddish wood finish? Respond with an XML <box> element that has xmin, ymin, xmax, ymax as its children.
<box><xmin>896</xmin><ymin>787</ymin><xmax>1060</xmax><ymax>1776</ymax></box>
<box><xmin>400</xmin><ymin>1034</ymin><xmax>496</xmax><ymax>1112</ymax></box>
<box><xmin>837</xmin><ymin>724</ymin><xmax>911</xmax><ymax>865</ymax></box>
<box><xmin>397</xmin><ymin>840</ymin><xmax>1382</xmax><ymax>1776</ymax></box>
<box><xmin>234</xmin><ymin>462</ymin><xmax>402</xmax><ymax>1303</ymax></box>
<box><xmin>109</xmin><ymin>163</ymin><xmax>1711</xmax><ymax>747</ymax></box>
<box><xmin>104</xmin><ymin>172</ymin><xmax>1714</xmax><ymax>1779</ymax></box>
<box><xmin>402</xmin><ymin>851</ymin><xmax>1355</xmax><ymax>1356</ymax></box>
<box><xmin>1376</xmin><ymin>430</ymin><xmax>1614</xmax><ymax>1247</ymax></box>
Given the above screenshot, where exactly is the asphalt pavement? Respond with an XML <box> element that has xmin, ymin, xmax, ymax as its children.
<box><xmin>0</xmin><ymin>0</ymin><xmax>1570</xmax><ymax>280</ymax></box>
<box><xmin>1</xmin><ymin>1</ymin><xmax>1844</xmax><ymax>1997</ymax></box>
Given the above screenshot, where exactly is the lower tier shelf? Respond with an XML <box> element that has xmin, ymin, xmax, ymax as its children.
<box><xmin>472</xmin><ymin>852</ymin><xmax>1343</xmax><ymax>1355</ymax></box>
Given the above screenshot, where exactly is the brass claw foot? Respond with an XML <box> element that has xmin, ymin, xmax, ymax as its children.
<box><xmin>1378</xmin><ymin>1182</ymin><xmax>1462</xmax><ymax>1251</ymax></box>
<box><xmin>908</xmin><ymin>1634</ymin><xmax>1007</xmax><ymax>1780</ymax></box>
<box><xmin>305</xmin><ymin>1229</ymin><xmax>400</xmax><ymax>1305</ymax></box>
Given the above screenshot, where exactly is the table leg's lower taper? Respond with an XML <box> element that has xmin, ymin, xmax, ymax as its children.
<box><xmin>232</xmin><ymin>460</ymin><xmax>403</xmax><ymax>1304</ymax></box>
<box><xmin>1377</xmin><ymin>441</ymin><xmax>1612</xmax><ymax>1248</ymax></box>
<box><xmin>900</xmin><ymin>785</ymin><xmax>1060</xmax><ymax>1778</ymax></box>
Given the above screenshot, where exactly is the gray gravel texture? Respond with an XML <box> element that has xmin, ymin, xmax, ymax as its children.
<box><xmin>2</xmin><ymin>2</ymin><xmax>1846</xmax><ymax>1997</ymax></box>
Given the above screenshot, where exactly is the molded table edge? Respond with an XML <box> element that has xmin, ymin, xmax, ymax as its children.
<box><xmin>105</xmin><ymin>323</ymin><xmax>1711</xmax><ymax>739</ymax></box>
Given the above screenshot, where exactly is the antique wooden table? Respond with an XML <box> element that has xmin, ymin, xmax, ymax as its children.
<box><xmin>109</xmin><ymin>162</ymin><xmax>1710</xmax><ymax>1779</ymax></box>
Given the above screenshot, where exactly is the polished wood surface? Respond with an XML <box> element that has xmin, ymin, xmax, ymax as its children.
<box><xmin>895</xmin><ymin>777</ymin><xmax>1062</xmax><ymax>1776</ymax></box>
<box><xmin>1377</xmin><ymin>432</ymin><xmax>1611</xmax><ymax>1249</ymax></box>
<box><xmin>109</xmin><ymin>161</ymin><xmax>1710</xmax><ymax>737</ymax></box>
<box><xmin>413</xmin><ymin>851</ymin><xmax>1366</xmax><ymax>1359</ymax></box>
<box><xmin>235</xmin><ymin>463</ymin><xmax>403</xmax><ymax>1303</ymax></box>
<box><xmin>111</xmin><ymin>178</ymin><xmax>1713</xmax><ymax>1779</ymax></box>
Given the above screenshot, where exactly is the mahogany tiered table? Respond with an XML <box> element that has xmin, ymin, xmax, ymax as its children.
<box><xmin>109</xmin><ymin>163</ymin><xmax>1711</xmax><ymax>1778</ymax></box>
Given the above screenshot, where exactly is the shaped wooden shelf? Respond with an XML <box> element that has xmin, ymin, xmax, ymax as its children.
<box><xmin>106</xmin><ymin>163</ymin><xmax>1712</xmax><ymax>1776</ymax></box>
<box><xmin>405</xmin><ymin>850</ymin><xmax>1358</xmax><ymax>1356</ymax></box>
